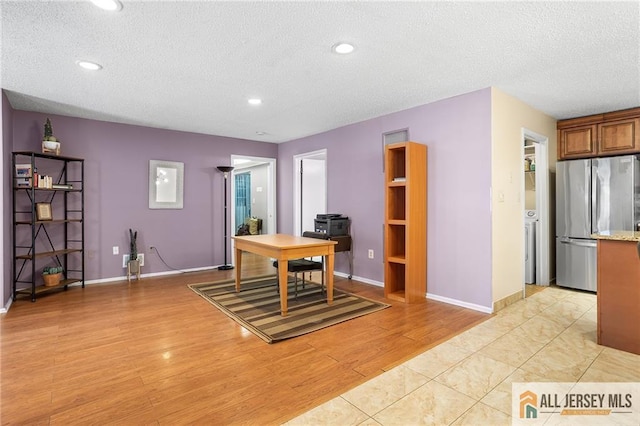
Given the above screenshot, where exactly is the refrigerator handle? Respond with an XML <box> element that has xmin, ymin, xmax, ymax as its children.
<box><xmin>591</xmin><ymin>161</ymin><xmax>598</xmax><ymax>234</ymax></box>
<box><xmin>560</xmin><ymin>238</ymin><xmax>597</xmax><ymax>248</ymax></box>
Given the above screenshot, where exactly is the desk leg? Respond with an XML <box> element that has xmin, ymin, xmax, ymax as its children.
<box><xmin>326</xmin><ymin>252</ymin><xmax>334</xmax><ymax>305</ymax></box>
<box><xmin>235</xmin><ymin>248</ymin><xmax>243</xmax><ymax>292</ymax></box>
<box><xmin>278</xmin><ymin>259</ymin><xmax>289</xmax><ymax>316</ymax></box>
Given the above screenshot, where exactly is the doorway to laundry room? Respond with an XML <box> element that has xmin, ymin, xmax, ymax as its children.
<box><xmin>522</xmin><ymin>130</ymin><xmax>551</xmax><ymax>295</ymax></box>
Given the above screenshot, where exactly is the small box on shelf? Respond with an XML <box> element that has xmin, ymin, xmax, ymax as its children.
<box><xmin>14</xmin><ymin>178</ymin><xmax>31</xmax><ymax>188</ymax></box>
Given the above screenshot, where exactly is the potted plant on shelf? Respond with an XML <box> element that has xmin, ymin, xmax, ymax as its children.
<box><xmin>42</xmin><ymin>118</ymin><xmax>61</xmax><ymax>155</ymax></box>
<box><xmin>42</xmin><ymin>266</ymin><xmax>64</xmax><ymax>287</ymax></box>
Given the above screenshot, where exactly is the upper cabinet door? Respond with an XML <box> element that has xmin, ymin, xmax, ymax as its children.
<box><xmin>558</xmin><ymin>125</ymin><xmax>597</xmax><ymax>159</ymax></box>
<box><xmin>557</xmin><ymin>107</ymin><xmax>640</xmax><ymax>160</ymax></box>
<box><xmin>598</xmin><ymin>117</ymin><xmax>640</xmax><ymax>156</ymax></box>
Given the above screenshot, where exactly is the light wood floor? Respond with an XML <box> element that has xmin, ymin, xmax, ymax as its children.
<box><xmin>1</xmin><ymin>254</ymin><xmax>490</xmax><ymax>425</ymax></box>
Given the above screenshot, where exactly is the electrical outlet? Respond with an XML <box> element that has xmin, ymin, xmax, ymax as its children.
<box><xmin>368</xmin><ymin>249</ymin><xmax>374</xmax><ymax>259</ymax></box>
<box><xmin>123</xmin><ymin>253</ymin><xmax>145</xmax><ymax>267</ymax></box>
<box><xmin>112</xmin><ymin>246</ymin><xmax>119</xmax><ymax>255</ymax></box>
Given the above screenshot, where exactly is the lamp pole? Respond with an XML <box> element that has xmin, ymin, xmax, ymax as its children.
<box><xmin>217</xmin><ymin>166</ymin><xmax>234</xmax><ymax>270</ymax></box>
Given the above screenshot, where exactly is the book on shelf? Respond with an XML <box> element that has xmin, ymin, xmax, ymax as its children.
<box><xmin>392</xmin><ymin>177</ymin><xmax>407</xmax><ymax>182</ymax></box>
<box><xmin>37</xmin><ymin>175</ymin><xmax>53</xmax><ymax>189</ymax></box>
<box><xmin>51</xmin><ymin>184</ymin><xmax>73</xmax><ymax>190</ymax></box>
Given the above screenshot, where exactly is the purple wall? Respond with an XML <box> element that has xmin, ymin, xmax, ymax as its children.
<box><xmin>4</xmin><ymin>88</ymin><xmax>493</xmax><ymax>309</ymax></box>
<box><xmin>279</xmin><ymin>89</ymin><xmax>493</xmax><ymax>308</ymax></box>
<box><xmin>9</xmin><ymin>111</ymin><xmax>277</xmax><ymax>283</ymax></box>
<box><xmin>3</xmin><ymin>92</ymin><xmax>14</xmax><ymax>307</ymax></box>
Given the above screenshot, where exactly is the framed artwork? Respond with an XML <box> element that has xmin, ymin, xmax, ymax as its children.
<box><xmin>15</xmin><ymin>163</ymin><xmax>32</xmax><ymax>177</ymax></box>
<box><xmin>149</xmin><ymin>160</ymin><xmax>184</xmax><ymax>209</ymax></box>
<box><xmin>36</xmin><ymin>202</ymin><xmax>52</xmax><ymax>221</ymax></box>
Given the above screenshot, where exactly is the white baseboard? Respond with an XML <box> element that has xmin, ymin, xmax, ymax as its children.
<box><xmin>83</xmin><ymin>264</ymin><xmax>222</xmax><ymax>285</ymax></box>
<box><xmin>4</xmin><ymin>269</ymin><xmax>493</xmax><ymax>316</ymax></box>
<box><xmin>1</xmin><ymin>297</ymin><xmax>12</xmax><ymax>313</ymax></box>
<box><xmin>426</xmin><ymin>292</ymin><xmax>493</xmax><ymax>314</ymax></box>
<box><xmin>334</xmin><ymin>271</ymin><xmax>383</xmax><ymax>287</ymax></box>
<box><xmin>6</xmin><ymin>265</ymin><xmax>226</xmax><ymax>308</ymax></box>
<box><xmin>81</xmin><ymin>269</ymin><xmax>493</xmax><ymax>315</ymax></box>
<box><xmin>334</xmin><ymin>272</ymin><xmax>492</xmax><ymax>314</ymax></box>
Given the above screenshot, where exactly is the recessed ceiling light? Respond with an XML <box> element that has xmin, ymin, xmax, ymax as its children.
<box><xmin>76</xmin><ymin>60</ymin><xmax>103</xmax><ymax>71</ymax></box>
<box><xmin>256</xmin><ymin>131</ymin><xmax>266</xmax><ymax>136</ymax></box>
<box><xmin>248</xmin><ymin>98</ymin><xmax>262</xmax><ymax>105</ymax></box>
<box><xmin>90</xmin><ymin>0</ymin><xmax>123</xmax><ymax>11</ymax></box>
<box><xmin>332</xmin><ymin>42</ymin><xmax>354</xmax><ymax>54</ymax></box>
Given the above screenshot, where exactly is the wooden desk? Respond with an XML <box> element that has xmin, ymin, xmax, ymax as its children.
<box><xmin>232</xmin><ymin>234</ymin><xmax>337</xmax><ymax>316</ymax></box>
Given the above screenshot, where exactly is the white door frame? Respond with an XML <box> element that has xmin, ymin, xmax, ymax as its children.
<box><xmin>0</xmin><ymin>111</ymin><xmax>5</xmax><ymax>312</ymax></box>
<box><xmin>293</xmin><ymin>149</ymin><xmax>327</xmax><ymax>236</ymax></box>
<box><xmin>229</xmin><ymin>155</ymin><xmax>277</xmax><ymax>264</ymax></box>
<box><xmin>522</xmin><ymin>129</ymin><xmax>550</xmax><ymax>288</ymax></box>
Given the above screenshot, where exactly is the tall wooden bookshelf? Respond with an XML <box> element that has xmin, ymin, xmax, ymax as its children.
<box><xmin>384</xmin><ymin>141</ymin><xmax>427</xmax><ymax>303</ymax></box>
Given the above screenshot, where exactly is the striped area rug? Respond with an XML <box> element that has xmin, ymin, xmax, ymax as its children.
<box><xmin>188</xmin><ymin>275</ymin><xmax>390</xmax><ymax>343</ymax></box>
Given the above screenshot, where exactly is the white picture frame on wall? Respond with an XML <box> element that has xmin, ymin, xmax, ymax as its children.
<box><xmin>149</xmin><ymin>160</ymin><xmax>184</xmax><ymax>209</ymax></box>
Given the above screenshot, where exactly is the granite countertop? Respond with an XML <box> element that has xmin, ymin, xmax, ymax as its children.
<box><xmin>591</xmin><ymin>230</ymin><xmax>640</xmax><ymax>242</ymax></box>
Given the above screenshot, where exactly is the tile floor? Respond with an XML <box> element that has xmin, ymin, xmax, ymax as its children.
<box><xmin>284</xmin><ymin>286</ymin><xmax>640</xmax><ymax>425</ymax></box>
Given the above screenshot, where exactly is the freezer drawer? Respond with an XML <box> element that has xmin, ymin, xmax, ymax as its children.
<box><xmin>556</xmin><ymin>237</ymin><xmax>597</xmax><ymax>292</ymax></box>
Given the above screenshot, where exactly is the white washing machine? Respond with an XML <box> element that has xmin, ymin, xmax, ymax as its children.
<box><xmin>525</xmin><ymin>210</ymin><xmax>537</xmax><ymax>284</ymax></box>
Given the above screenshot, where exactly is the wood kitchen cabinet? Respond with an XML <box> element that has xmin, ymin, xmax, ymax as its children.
<box><xmin>598</xmin><ymin>115</ymin><xmax>640</xmax><ymax>155</ymax></box>
<box><xmin>558</xmin><ymin>123</ymin><xmax>597</xmax><ymax>158</ymax></box>
<box><xmin>596</xmin><ymin>238</ymin><xmax>640</xmax><ymax>355</ymax></box>
<box><xmin>557</xmin><ymin>107</ymin><xmax>640</xmax><ymax>160</ymax></box>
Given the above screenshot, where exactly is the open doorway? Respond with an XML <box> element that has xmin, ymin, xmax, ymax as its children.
<box><xmin>522</xmin><ymin>129</ymin><xmax>551</xmax><ymax>295</ymax></box>
<box><xmin>229</xmin><ymin>155</ymin><xmax>276</xmax><ymax>240</ymax></box>
<box><xmin>293</xmin><ymin>150</ymin><xmax>327</xmax><ymax>236</ymax></box>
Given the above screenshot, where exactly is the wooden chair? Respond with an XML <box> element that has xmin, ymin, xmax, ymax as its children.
<box><xmin>272</xmin><ymin>231</ymin><xmax>328</xmax><ymax>297</ymax></box>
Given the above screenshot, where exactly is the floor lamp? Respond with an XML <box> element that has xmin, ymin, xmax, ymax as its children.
<box><xmin>217</xmin><ymin>166</ymin><xmax>234</xmax><ymax>270</ymax></box>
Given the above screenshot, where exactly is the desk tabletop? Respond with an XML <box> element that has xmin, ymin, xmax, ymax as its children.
<box><xmin>232</xmin><ymin>233</ymin><xmax>337</xmax><ymax>249</ymax></box>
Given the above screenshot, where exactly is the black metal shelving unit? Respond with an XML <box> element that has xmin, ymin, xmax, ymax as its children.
<box><xmin>12</xmin><ymin>151</ymin><xmax>84</xmax><ymax>302</ymax></box>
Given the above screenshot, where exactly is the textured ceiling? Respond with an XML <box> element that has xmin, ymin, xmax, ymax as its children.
<box><xmin>2</xmin><ymin>1</ymin><xmax>639</xmax><ymax>143</ymax></box>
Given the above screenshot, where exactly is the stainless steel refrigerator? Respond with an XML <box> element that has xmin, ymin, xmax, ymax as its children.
<box><xmin>556</xmin><ymin>155</ymin><xmax>640</xmax><ymax>292</ymax></box>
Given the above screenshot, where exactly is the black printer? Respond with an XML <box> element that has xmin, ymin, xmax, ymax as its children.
<box><xmin>314</xmin><ymin>214</ymin><xmax>350</xmax><ymax>236</ymax></box>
